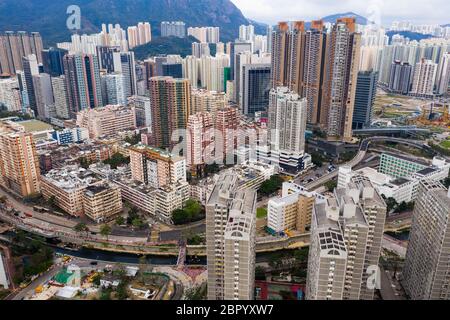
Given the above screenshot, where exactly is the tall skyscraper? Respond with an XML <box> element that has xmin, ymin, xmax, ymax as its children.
<box><xmin>114</xmin><ymin>51</ymin><xmax>137</xmax><ymax>98</ymax></box>
<box><xmin>186</xmin><ymin>112</ymin><xmax>214</xmax><ymax>168</ymax></box>
<box><xmin>0</xmin><ymin>121</ymin><xmax>41</xmax><ymax>197</ymax></box>
<box><xmin>41</xmin><ymin>47</ymin><xmax>67</xmax><ymax>77</ymax></box>
<box><xmin>0</xmin><ymin>31</ymin><xmax>43</xmax><ymax>75</ymax></box>
<box><xmin>63</xmin><ymin>54</ymin><xmax>103</xmax><ymax>117</ymax></box>
<box><xmin>215</xmin><ymin>106</ymin><xmax>238</xmax><ymax>162</ymax></box>
<box><xmin>51</xmin><ymin>76</ymin><xmax>70</xmax><ymax>119</ymax></box>
<box><xmin>206</xmin><ymin>174</ymin><xmax>257</xmax><ymax>300</ymax></box>
<box><xmin>148</xmin><ymin>77</ymin><xmax>191</xmax><ymax>148</ymax></box>
<box><xmin>270</xmin><ymin>18</ymin><xmax>360</xmax><ymax>141</ymax></box>
<box><xmin>306</xmin><ymin>179</ymin><xmax>386</xmax><ymax>300</ymax></box>
<box><xmin>352</xmin><ymin>71</ymin><xmax>378</xmax><ymax>129</ymax></box>
<box><xmin>275</xmin><ymin>21</ymin><xmax>308</xmax><ymax>92</ymax></box>
<box><xmin>240</xmin><ymin>63</ymin><xmax>271</xmax><ymax>116</ymax></box>
<box><xmin>436</xmin><ymin>52</ymin><xmax>450</xmax><ymax>96</ymax></box>
<box><xmin>403</xmin><ymin>180</ymin><xmax>450</xmax><ymax>300</ymax></box>
<box><xmin>97</xmin><ymin>46</ymin><xmax>121</xmax><ymax>73</ymax></box>
<box><xmin>22</xmin><ymin>54</ymin><xmax>39</xmax><ymax>114</ymax></box>
<box><xmin>103</xmin><ymin>73</ymin><xmax>127</xmax><ymax>105</ymax></box>
<box><xmin>388</xmin><ymin>60</ymin><xmax>413</xmax><ymax>94</ymax></box>
<box><xmin>320</xmin><ymin>18</ymin><xmax>361</xmax><ymax>142</ymax></box>
<box><xmin>160</xmin><ymin>21</ymin><xmax>186</xmax><ymax>38</ymax></box>
<box><xmin>410</xmin><ymin>58</ymin><xmax>437</xmax><ymax>97</ymax></box>
<box><xmin>239</xmin><ymin>25</ymin><xmax>255</xmax><ymax>42</ymax></box>
<box><xmin>268</xmin><ymin>87</ymin><xmax>308</xmax><ymax>173</ymax></box>
<box><xmin>32</xmin><ymin>73</ymin><xmax>54</xmax><ymax>119</ymax></box>
<box><xmin>303</xmin><ymin>21</ymin><xmax>327</xmax><ymax>124</ymax></box>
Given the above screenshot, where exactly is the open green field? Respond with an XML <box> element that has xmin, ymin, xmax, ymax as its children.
<box><xmin>257</xmin><ymin>208</ymin><xmax>268</xmax><ymax>219</ymax></box>
<box><xmin>440</xmin><ymin>139</ymin><xmax>450</xmax><ymax>150</ymax></box>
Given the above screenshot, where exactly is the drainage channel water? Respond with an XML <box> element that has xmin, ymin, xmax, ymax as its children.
<box><xmin>3</xmin><ymin>231</ymin><xmax>292</xmax><ymax>265</ymax></box>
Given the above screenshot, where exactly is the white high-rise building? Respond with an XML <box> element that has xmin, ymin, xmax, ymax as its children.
<box><xmin>306</xmin><ymin>179</ymin><xmax>386</xmax><ymax>300</ymax></box>
<box><xmin>104</xmin><ymin>73</ymin><xmax>127</xmax><ymax>106</ymax></box>
<box><xmin>186</xmin><ymin>112</ymin><xmax>214</xmax><ymax>167</ymax></box>
<box><xmin>51</xmin><ymin>76</ymin><xmax>70</xmax><ymax>119</ymax></box>
<box><xmin>32</xmin><ymin>73</ymin><xmax>54</xmax><ymax>119</ymax></box>
<box><xmin>206</xmin><ymin>174</ymin><xmax>257</xmax><ymax>300</ymax></box>
<box><xmin>191</xmin><ymin>42</ymin><xmax>211</xmax><ymax>58</ymax></box>
<box><xmin>187</xmin><ymin>27</ymin><xmax>220</xmax><ymax>43</ymax></box>
<box><xmin>0</xmin><ymin>252</ymin><xmax>9</xmax><ymax>290</ymax></box>
<box><xmin>436</xmin><ymin>52</ymin><xmax>450</xmax><ymax>95</ymax></box>
<box><xmin>411</xmin><ymin>58</ymin><xmax>438</xmax><ymax>97</ymax></box>
<box><xmin>239</xmin><ymin>25</ymin><xmax>255</xmax><ymax>42</ymax></box>
<box><xmin>199</xmin><ymin>54</ymin><xmax>230</xmax><ymax>92</ymax></box>
<box><xmin>0</xmin><ymin>77</ymin><xmax>22</xmax><ymax>111</ymax></box>
<box><xmin>269</xmin><ymin>87</ymin><xmax>307</xmax><ymax>155</ymax></box>
<box><xmin>403</xmin><ymin>180</ymin><xmax>450</xmax><ymax>300</ymax></box>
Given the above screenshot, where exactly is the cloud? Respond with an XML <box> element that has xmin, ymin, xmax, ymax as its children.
<box><xmin>231</xmin><ymin>0</ymin><xmax>449</xmax><ymax>26</ymax></box>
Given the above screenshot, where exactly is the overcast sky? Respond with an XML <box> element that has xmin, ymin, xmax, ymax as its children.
<box><xmin>230</xmin><ymin>0</ymin><xmax>450</xmax><ymax>26</ymax></box>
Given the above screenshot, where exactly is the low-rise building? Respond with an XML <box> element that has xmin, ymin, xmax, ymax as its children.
<box><xmin>83</xmin><ymin>184</ymin><xmax>122</xmax><ymax>223</ymax></box>
<box><xmin>339</xmin><ymin>155</ymin><xmax>450</xmax><ymax>205</ymax></box>
<box><xmin>267</xmin><ymin>183</ymin><xmax>326</xmax><ymax>234</ymax></box>
<box><xmin>76</xmin><ymin>104</ymin><xmax>136</xmax><ymax>139</ymax></box>
<box><xmin>40</xmin><ymin>165</ymin><xmax>104</xmax><ymax>217</ymax></box>
<box><xmin>90</xmin><ymin>163</ymin><xmax>189</xmax><ymax>223</ymax></box>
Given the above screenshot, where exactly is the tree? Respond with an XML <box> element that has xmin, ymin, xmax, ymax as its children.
<box><xmin>255</xmin><ymin>266</ymin><xmax>267</xmax><ymax>280</ymax></box>
<box><xmin>74</xmin><ymin>222</ymin><xmax>89</xmax><ymax>235</ymax></box>
<box><xmin>259</xmin><ymin>175</ymin><xmax>284</xmax><ymax>197</ymax></box>
<box><xmin>383</xmin><ymin>196</ymin><xmax>398</xmax><ymax>214</ymax></box>
<box><xmin>325</xmin><ymin>180</ymin><xmax>337</xmax><ymax>192</ymax></box>
<box><xmin>0</xmin><ymin>195</ymin><xmax>7</xmax><ymax>204</ymax></box>
<box><xmin>115</xmin><ymin>216</ymin><xmax>125</xmax><ymax>226</ymax></box>
<box><xmin>311</xmin><ymin>153</ymin><xmax>325</xmax><ymax>168</ymax></box>
<box><xmin>131</xmin><ymin>217</ymin><xmax>144</xmax><ymax>229</ymax></box>
<box><xmin>103</xmin><ymin>153</ymin><xmax>130</xmax><ymax>169</ymax></box>
<box><xmin>100</xmin><ymin>224</ymin><xmax>112</xmax><ymax>240</ymax></box>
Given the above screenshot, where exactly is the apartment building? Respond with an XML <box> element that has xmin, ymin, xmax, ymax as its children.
<box><xmin>83</xmin><ymin>184</ymin><xmax>122</xmax><ymax>223</ymax></box>
<box><xmin>306</xmin><ymin>179</ymin><xmax>386</xmax><ymax>300</ymax></box>
<box><xmin>403</xmin><ymin>180</ymin><xmax>450</xmax><ymax>300</ymax></box>
<box><xmin>76</xmin><ymin>104</ymin><xmax>136</xmax><ymax>139</ymax></box>
<box><xmin>0</xmin><ymin>120</ymin><xmax>41</xmax><ymax>197</ymax></box>
<box><xmin>129</xmin><ymin>144</ymin><xmax>186</xmax><ymax>188</ymax></box>
<box><xmin>40</xmin><ymin>165</ymin><xmax>103</xmax><ymax>217</ymax></box>
<box><xmin>191</xmin><ymin>89</ymin><xmax>227</xmax><ymax>116</ymax></box>
<box><xmin>186</xmin><ymin>112</ymin><xmax>214</xmax><ymax>168</ymax></box>
<box><xmin>267</xmin><ymin>182</ymin><xmax>326</xmax><ymax>234</ymax></box>
<box><xmin>206</xmin><ymin>174</ymin><xmax>257</xmax><ymax>300</ymax></box>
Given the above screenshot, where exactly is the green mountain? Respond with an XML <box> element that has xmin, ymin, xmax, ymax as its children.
<box><xmin>0</xmin><ymin>0</ymin><xmax>251</xmax><ymax>45</ymax></box>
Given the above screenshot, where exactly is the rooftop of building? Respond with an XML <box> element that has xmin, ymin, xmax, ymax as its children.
<box><xmin>130</xmin><ymin>144</ymin><xmax>184</xmax><ymax>162</ymax></box>
<box><xmin>41</xmin><ymin>165</ymin><xmax>103</xmax><ymax>191</ymax></box>
<box><xmin>381</xmin><ymin>152</ymin><xmax>429</xmax><ymax>167</ymax></box>
<box><xmin>17</xmin><ymin>119</ymin><xmax>54</xmax><ymax>133</ymax></box>
<box><xmin>415</xmin><ymin>167</ymin><xmax>438</xmax><ymax>176</ymax></box>
<box><xmin>390</xmin><ymin>177</ymin><xmax>413</xmax><ymax>186</ymax></box>
<box><xmin>84</xmin><ymin>184</ymin><xmax>112</xmax><ymax>196</ymax></box>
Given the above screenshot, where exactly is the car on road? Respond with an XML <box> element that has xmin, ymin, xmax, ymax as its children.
<box><xmin>90</xmin><ymin>261</ymin><xmax>98</xmax><ymax>266</ymax></box>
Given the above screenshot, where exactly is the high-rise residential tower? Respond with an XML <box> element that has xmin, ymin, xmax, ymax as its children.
<box><xmin>320</xmin><ymin>18</ymin><xmax>361</xmax><ymax>142</ymax></box>
<box><xmin>63</xmin><ymin>54</ymin><xmax>103</xmax><ymax>117</ymax></box>
<box><xmin>352</xmin><ymin>71</ymin><xmax>378</xmax><ymax>129</ymax></box>
<box><xmin>0</xmin><ymin>121</ymin><xmax>41</xmax><ymax>197</ymax></box>
<box><xmin>148</xmin><ymin>77</ymin><xmax>191</xmax><ymax>148</ymax></box>
<box><xmin>306</xmin><ymin>179</ymin><xmax>386</xmax><ymax>300</ymax></box>
<box><xmin>206</xmin><ymin>174</ymin><xmax>257</xmax><ymax>300</ymax></box>
<box><xmin>403</xmin><ymin>180</ymin><xmax>450</xmax><ymax>300</ymax></box>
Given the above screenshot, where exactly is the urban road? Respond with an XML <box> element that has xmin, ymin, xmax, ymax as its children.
<box><xmin>0</xmin><ymin>137</ymin><xmax>431</xmax><ymax>257</ymax></box>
